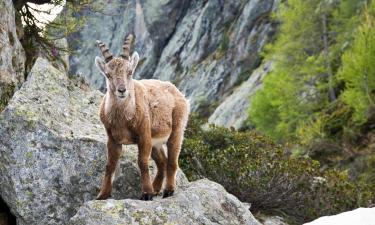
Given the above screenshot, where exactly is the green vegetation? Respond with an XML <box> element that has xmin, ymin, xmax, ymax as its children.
<box><xmin>180</xmin><ymin>115</ymin><xmax>373</xmax><ymax>224</ymax></box>
<box><xmin>242</xmin><ymin>0</ymin><xmax>375</xmax><ymax>220</ymax></box>
<box><xmin>249</xmin><ymin>0</ymin><xmax>375</xmax><ymax>157</ymax></box>
<box><xmin>249</xmin><ymin>0</ymin><xmax>371</xmax><ymax>141</ymax></box>
<box><xmin>0</xmin><ymin>83</ymin><xmax>15</xmax><ymax>112</ymax></box>
<box><xmin>181</xmin><ymin>3</ymin><xmax>375</xmax><ymax>222</ymax></box>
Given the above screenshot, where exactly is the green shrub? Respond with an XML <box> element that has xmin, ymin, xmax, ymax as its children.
<box><xmin>180</xmin><ymin>115</ymin><xmax>373</xmax><ymax>224</ymax></box>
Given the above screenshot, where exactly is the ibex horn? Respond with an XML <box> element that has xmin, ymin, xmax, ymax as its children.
<box><xmin>96</xmin><ymin>40</ymin><xmax>113</xmax><ymax>63</ymax></box>
<box><xmin>121</xmin><ymin>34</ymin><xmax>134</xmax><ymax>60</ymax></box>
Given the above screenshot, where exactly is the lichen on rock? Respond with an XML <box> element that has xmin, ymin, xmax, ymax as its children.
<box><xmin>70</xmin><ymin>179</ymin><xmax>262</xmax><ymax>225</ymax></box>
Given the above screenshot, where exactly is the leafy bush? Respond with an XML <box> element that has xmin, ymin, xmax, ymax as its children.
<box><xmin>180</xmin><ymin>115</ymin><xmax>373</xmax><ymax>223</ymax></box>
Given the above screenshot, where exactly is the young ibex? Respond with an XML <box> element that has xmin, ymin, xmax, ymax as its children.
<box><xmin>95</xmin><ymin>34</ymin><xmax>189</xmax><ymax>201</ymax></box>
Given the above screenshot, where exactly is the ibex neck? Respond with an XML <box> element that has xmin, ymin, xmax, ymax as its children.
<box><xmin>105</xmin><ymin>89</ymin><xmax>136</xmax><ymax>123</ymax></box>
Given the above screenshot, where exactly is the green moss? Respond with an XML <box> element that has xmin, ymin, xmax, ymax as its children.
<box><xmin>26</xmin><ymin>191</ymin><xmax>34</xmax><ymax>199</ymax></box>
<box><xmin>15</xmin><ymin>107</ymin><xmax>37</xmax><ymax>122</ymax></box>
<box><xmin>234</xmin><ymin>69</ymin><xmax>252</xmax><ymax>87</ymax></box>
<box><xmin>25</xmin><ymin>152</ymin><xmax>33</xmax><ymax>160</ymax></box>
<box><xmin>195</xmin><ymin>97</ymin><xmax>219</xmax><ymax>118</ymax></box>
<box><xmin>0</xmin><ymin>83</ymin><xmax>16</xmax><ymax>112</ymax></box>
<box><xmin>137</xmin><ymin>57</ymin><xmax>147</xmax><ymax>68</ymax></box>
<box><xmin>103</xmin><ymin>201</ymin><xmax>124</xmax><ymax>219</ymax></box>
<box><xmin>131</xmin><ymin>210</ymin><xmax>168</xmax><ymax>225</ymax></box>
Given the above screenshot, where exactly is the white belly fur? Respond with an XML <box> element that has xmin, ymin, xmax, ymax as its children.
<box><xmin>151</xmin><ymin>136</ymin><xmax>169</xmax><ymax>148</ymax></box>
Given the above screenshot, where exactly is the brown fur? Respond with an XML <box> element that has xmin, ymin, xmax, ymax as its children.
<box><xmin>95</xmin><ymin>36</ymin><xmax>189</xmax><ymax>200</ymax></box>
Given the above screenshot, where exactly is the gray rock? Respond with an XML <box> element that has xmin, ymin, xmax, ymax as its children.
<box><xmin>0</xmin><ymin>0</ymin><xmax>25</xmax><ymax>111</ymax></box>
<box><xmin>154</xmin><ymin>0</ymin><xmax>276</xmax><ymax>113</ymax></box>
<box><xmin>208</xmin><ymin>62</ymin><xmax>273</xmax><ymax>129</ymax></box>
<box><xmin>60</xmin><ymin>0</ymin><xmax>277</xmax><ymax>115</ymax></box>
<box><xmin>0</xmin><ymin>58</ymin><xmax>187</xmax><ymax>225</ymax></box>
<box><xmin>70</xmin><ymin>179</ymin><xmax>261</xmax><ymax>225</ymax></box>
<box><xmin>60</xmin><ymin>0</ymin><xmax>185</xmax><ymax>90</ymax></box>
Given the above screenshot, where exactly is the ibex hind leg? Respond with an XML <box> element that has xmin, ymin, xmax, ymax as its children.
<box><xmin>151</xmin><ymin>146</ymin><xmax>167</xmax><ymax>195</ymax></box>
<box><xmin>164</xmin><ymin>107</ymin><xmax>188</xmax><ymax>198</ymax></box>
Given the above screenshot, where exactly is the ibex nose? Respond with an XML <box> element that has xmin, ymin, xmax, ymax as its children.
<box><xmin>118</xmin><ymin>87</ymin><xmax>126</xmax><ymax>94</ymax></box>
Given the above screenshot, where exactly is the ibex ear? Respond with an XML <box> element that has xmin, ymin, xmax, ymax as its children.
<box><xmin>95</xmin><ymin>56</ymin><xmax>107</xmax><ymax>77</ymax></box>
<box><xmin>130</xmin><ymin>51</ymin><xmax>139</xmax><ymax>75</ymax></box>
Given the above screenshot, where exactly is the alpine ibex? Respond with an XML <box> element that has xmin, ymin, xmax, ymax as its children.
<box><xmin>95</xmin><ymin>34</ymin><xmax>189</xmax><ymax>201</ymax></box>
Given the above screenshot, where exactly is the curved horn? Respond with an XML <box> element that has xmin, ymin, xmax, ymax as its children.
<box><xmin>121</xmin><ymin>34</ymin><xmax>134</xmax><ymax>60</ymax></box>
<box><xmin>96</xmin><ymin>40</ymin><xmax>113</xmax><ymax>63</ymax></box>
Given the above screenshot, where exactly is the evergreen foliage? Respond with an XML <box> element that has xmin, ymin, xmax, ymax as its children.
<box><xmin>246</xmin><ymin>2</ymin><xmax>375</xmax><ymax>219</ymax></box>
<box><xmin>249</xmin><ymin>0</ymin><xmax>370</xmax><ymax>143</ymax></box>
<box><xmin>338</xmin><ymin>2</ymin><xmax>375</xmax><ymax>124</ymax></box>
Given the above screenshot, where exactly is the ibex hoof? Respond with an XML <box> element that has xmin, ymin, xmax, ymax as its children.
<box><xmin>96</xmin><ymin>193</ymin><xmax>112</xmax><ymax>200</ymax></box>
<box><xmin>140</xmin><ymin>193</ymin><xmax>153</xmax><ymax>201</ymax></box>
<box><xmin>162</xmin><ymin>190</ymin><xmax>174</xmax><ymax>198</ymax></box>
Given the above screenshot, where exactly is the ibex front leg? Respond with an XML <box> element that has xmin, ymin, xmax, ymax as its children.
<box><xmin>138</xmin><ymin>133</ymin><xmax>154</xmax><ymax>201</ymax></box>
<box><xmin>96</xmin><ymin>137</ymin><xmax>122</xmax><ymax>200</ymax></box>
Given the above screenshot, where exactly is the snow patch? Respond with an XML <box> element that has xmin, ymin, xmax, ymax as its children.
<box><xmin>304</xmin><ymin>208</ymin><xmax>375</xmax><ymax>225</ymax></box>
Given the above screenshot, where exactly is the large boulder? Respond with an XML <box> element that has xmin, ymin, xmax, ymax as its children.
<box><xmin>0</xmin><ymin>0</ymin><xmax>25</xmax><ymax>111</ymax></box>
<box><xmin>0</xmin><ymin>58</ymin><xmax>187</xmax><ymax>225</ymax></box>
<box><xmin>70</xmin><ymin>179</ymin><xmax>261</xmax><ymax>225</ymax></box>
<box><xmin>60</xmin><ymin>0</ymin><xmax>277</xmax><ymax>115</ymax></box>
<box><xmin>208</xmin><ymin>62</ymin><xmax>273</xmax><ymax>129</ymax></box>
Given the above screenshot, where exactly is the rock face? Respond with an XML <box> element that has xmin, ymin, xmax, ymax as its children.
<box><xmin>0</xmin><ymin>58</ymin><xmax>187</xmax><ymax>225</ymax></box>
<box><xmin>70</xmin><ymin>179</ymin><xmax>261</xmax><ymax>225</ymax></box>
<box><xmin>208</xmin><ymin>62</ymin><xmax>273</xmax><ymax>129</ymax></box>
<box><xmin>62</xmin><ymin>0</ymin><xmax>277</xmax><ymax>118</ymax></box>
<box><xmin>0</xmin><ymin>0</ymin><xmax>25</xmax><ymax>111</ymax></box>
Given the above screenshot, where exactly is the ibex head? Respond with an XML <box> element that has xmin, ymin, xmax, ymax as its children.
<box><xmin>95</xmin><ymin>34</ymin><xmax>139</xmax><ymax>99</ymax></box>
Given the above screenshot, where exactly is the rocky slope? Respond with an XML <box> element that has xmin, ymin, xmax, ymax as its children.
<box><xmin>0</xmin><ymin>57</ymin><xmax>261</xmax><ymax>225</ymax></box>
<box><xmin>0</xmin><ymin>0</ymin><xmax>25</xmax><ymax>111</ymax></box>
<box><xmin>0</xmin><ymin>58</ymin><xmax>187</xmax><ymax>225</ymax></box>
<box><xmin>62</xmin><ymin>0</ymin><xmax>277</xmax><ymax>123</ymax></box>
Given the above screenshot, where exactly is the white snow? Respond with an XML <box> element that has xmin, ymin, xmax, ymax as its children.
<box><xmin>304</xmin><ymin>208</ymin><xmax>375</xmax><ymax>225</ymax></box>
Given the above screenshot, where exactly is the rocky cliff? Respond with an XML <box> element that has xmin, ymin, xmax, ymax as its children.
<box><xmin>63</xmin><ymin>0</ymin><xmax>277</xmax><ymax>123</ymax></box>
<box><xmin>0</xmin><ymin>0</ymin><xmax>25</xmax><ymax>111</ymax></box>
<box><xmin>209</xmin><ymin>61</ymin><xmax>273</xmax><ymax>129</ymax></box>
